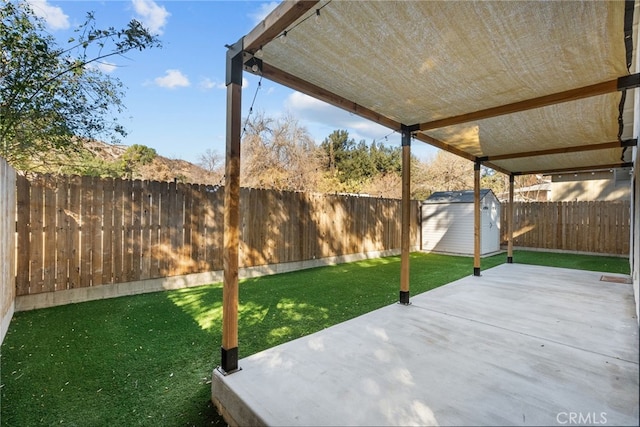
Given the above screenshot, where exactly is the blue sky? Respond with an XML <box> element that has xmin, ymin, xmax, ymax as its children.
<box><xmin>26</xmin><ymin>0</ymin><xmax>438</xmax><ymax>164</ymax></box>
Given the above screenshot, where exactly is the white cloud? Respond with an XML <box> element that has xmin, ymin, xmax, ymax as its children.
<box><xmin>285</xmin><ymin>91</ymin><xmax>392</xmax><ymax>140</ymax></box>
<box><xmin>198</xmin><ymin>77</ymin><xmax>249</xmax><ymax>90</ymax></box>
<box><xmin>26</xmin><ymin>0</ymin><xmax>69</xmax><ymax>30</ymax></box>
<box><xmin>154</xmin><ymin>69</ymin><xmax>190</xmax><ymax>89</ymax></box>
<box><xmin>94</xmin><ymin>61</ymin><xmax>117</xmax><ymax>74</ymax></box>
<box><xmin>132</xmin><ymin>0</ymin><xmax>170</xmax><ymax>35</ymax></box>
<box><xmin>249</xmin><ymin>2</ymin><xmax>279</xmax><ymax>25</ymax></box>
<box><xmin>199</xmin><ymin>77</ymin><xmax>225</xmax><ymax>90</ymax></box>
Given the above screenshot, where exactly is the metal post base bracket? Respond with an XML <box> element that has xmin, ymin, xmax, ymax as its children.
<box><xmin>399</xmin><ymin>290</ymin><xmax>410</xmax><ymax>305</ymax></box>
<box><xmin>220</xmin><ymin>346</ymin><xmax>239</xmax><ymax>375</ymax></box>
<box><xmin>507</xmin><ymin>256</ymin><xmax>513</xmax><ymax>264</ymax></box>
<box><xmin>473</xmin><ymin>267</ymin><xmax>481</xmax><ymax>277</ymax></box>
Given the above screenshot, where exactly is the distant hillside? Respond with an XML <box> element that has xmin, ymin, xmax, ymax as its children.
<box><xmin>26</xmin><ymin>139</ymin><xmax>222</xmax><ymax>185</ymax></box>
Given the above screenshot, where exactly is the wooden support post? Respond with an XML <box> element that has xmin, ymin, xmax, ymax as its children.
<box><xmin>507</xmin><ymin>174</ymin><xmax>514</xmax><ymax>263</ymax></box>
<box><xmin>399</xmin><ymin>129</ymin><xmax>411</xmax><ymax>304</ymax></box>
<box><xmin>221</xmin><ymin>40</ymin><xmax>243</xmax><ymax>374</ymax></box>
<box><xmin>473</xmin><ymin>160</ymin><xmax>481</xmax><ymax>276</ymax></box>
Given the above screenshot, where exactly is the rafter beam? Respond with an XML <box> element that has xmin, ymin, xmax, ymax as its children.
<box><xmin>480</xmin><ymin>139</ymin><xmax>637</xmax><ymax>161</ymax></box>
<box><xmin>512</xmin><ymin>162</ymin><xmax>633</xmax><ymax>176</ymax></box>
<box><xmin>414</xmin><ymin>133</ymin><xmax>511</xmax><ymax>175</ymax></box>
<box><xmin>260</xmin><ymin>62</ymin><xmax>402</xmax><ymax>131</ymax></box>
<box><xmin>419</xmin><ymin>74</ymin><xmax>640</xmax><ymax>131</ymax></box>
<box><xmin>244</xmin><ymin>0</ymin><xmax>320</xmax><ymax>53</ymax></box>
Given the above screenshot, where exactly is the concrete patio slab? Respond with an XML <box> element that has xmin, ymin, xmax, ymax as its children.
<box><xmin>211</xmin><ymin>264</ymin><xmax>639</xmax><ymax>426</ymax></box>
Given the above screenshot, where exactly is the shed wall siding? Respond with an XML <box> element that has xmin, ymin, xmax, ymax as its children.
<box><xmin>421</xmin><ymin>192</ymin><xmax>501</xmax><ymax>256</ymax></box>
<box><xmin>422</xmin><ymin>204</ymin><xmax>475</xmax><ymax>254</ymax></box>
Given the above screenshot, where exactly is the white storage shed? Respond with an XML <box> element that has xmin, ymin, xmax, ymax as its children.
<box><xmin>421</xmin><ymin>189</ymin><xmax>501</xmax><ymax>256</ymax></box>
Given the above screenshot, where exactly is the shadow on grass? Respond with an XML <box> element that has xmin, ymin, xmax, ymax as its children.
<box><xmin>1</xmin><ymin>291</ymin><xmax>226</xmax><ymax>426</ymax></box>
<box><xmin>2</xmin><ymin>250</ymin><xmax>628</xmax><ymax>426</ymax></box>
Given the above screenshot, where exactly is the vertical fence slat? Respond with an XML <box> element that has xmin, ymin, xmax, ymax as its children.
<box><xmin>148</xmin><ymin>180</ymin><xmax>161</xmax><ymax>278</ymax></box>
<box><xmin>102</xmin><ymin>178</ymin><xmax>113</xmax><ymax>285</ymax></box>
<box><xmin>91</xmin><ymin>177</ymin><xmax>104</xmax><ymax>286</ymax></box>
<box><xmin>67</xmin><ymin>176</ymin><xmax>81</xmax><ymax>288</ymax></box>
<box><xmin>43</xmin><ymin>176</ymin><xmax>57</xmax><ymax>292</ymax></box>
<box><xmin>140</xmin><ymin>180</ymin><xmax>151</xmax><ymax>280</ymax></box>
<box><xmin>16</xmin><ymin>175</ymin><xmax>30</xmax><ymax>296</ymax></box>
<box><xmin>112</xmin><ymin>178</ymin><xmax>124</xmax><ymax>283</ymax></box>
<box><xmin>131</xmin><ymin>180</ymin><xmax>142</xmax><ymax>281</ymax></box>
<box><xmin>79</xmin><ymin>176</ymin><xmax>93</xmax><ymax>288</ymax></box>
<box><xmin>29</xmin><ymin>176</ymin><xmax>44</xmax><ymax>293</ymax></box>
<box><xmin>55</xmin><ymin>176</ymin><xmax>69</xmax><ymax>291</ymax></box>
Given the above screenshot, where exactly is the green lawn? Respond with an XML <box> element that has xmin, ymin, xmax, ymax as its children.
<box><xmin>0</xmin><ymin>251</ymin><xmax>629</xmax><ymax>426</ymax></box>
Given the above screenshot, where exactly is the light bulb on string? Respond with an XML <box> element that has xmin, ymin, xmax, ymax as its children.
<box><xmin>315</xmin><ymin>9</ymin><xmax>321</xmax><ymax>26</ymax></box>
<box><xmin>280</xmin><ymin>31</ymin><xmax>287</xmax><ymax>44</ymax></box>
<box><xmin>255</xmin><ymin>47</ymin><xmax>263</xmax><ymax>59</ymax></box>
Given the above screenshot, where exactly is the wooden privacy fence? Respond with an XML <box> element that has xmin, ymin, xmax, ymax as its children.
<box><xmin>16</xmin><ymin>174</ymin><xmax>419</xmax><ymax>297</ymax></box>
<box><xmin>500</xmin><ymin>201</ymin><xmax>630</xmax><ymax>255</ymax></box>
<box><xmin>1</xmin><ymin>157</ymin><xmax>17</xmax><ymax>342</ymax></box>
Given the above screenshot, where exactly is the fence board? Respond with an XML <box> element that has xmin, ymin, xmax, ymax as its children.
<box><xmin>67</xmin><ymin>176</ymin><xmax>81</xmax><ymax>288</ymax></box>
<box><xmin>43</xmin><ymin>177</ymin><xmax>57</xmax><ymax>292</ymax></box>
<box><xmin>29</xmin><ymin>176</ymin><xmax>44</xmax><ymax>293</ymax></box>
<box><xmin>16</xmin><ymin>176</ymin><xmax>29</xmax><ymax>295</ymax></box>
<box><xmin>1</xmin><ymin>158</ymin><xmax>17</xmax><ymax>332</ymax></box>
<box><xmin>501</xmin><ymin>201</ymin><xmax>630</xmax><ymax>255</ymax></box>
<box><xmin>112</xmin><ymin>178</ymin><xmax>124</xmax><ymax>283</ymax></box>
<box><xmin>55</xmin><ymin>177</ymin><xmax>69</xmax><ymax>290</ymax></box>
<box><xmin>92</xmin><ymin>177</ymin><xmax>104</xmax><ymax>286</ymax></box>
<box><xmin>101</xmin><ymin>178</ymin><xmax>113</xmax><ymax>285</ymax></box>
<box><xmin>148</xmin><ymin>180</ymin><xmax>161</xmax><ymax>278</ymax></box>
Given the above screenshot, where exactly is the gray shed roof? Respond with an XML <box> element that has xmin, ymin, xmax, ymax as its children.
<box><xmin>423</xmin><ymin>189</ymin><xmax>495</xmax><ymax>204</ymax></box>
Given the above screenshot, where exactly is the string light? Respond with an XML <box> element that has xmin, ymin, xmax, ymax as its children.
<box><xmin>276</xmin><ymin>0</ymin><xmax>332</xmax><ymax>42</ymax></box>
<box><xmin>241</xmin><ymin>76</ymin><xmax>263</xmax><ymax>138</ymax></box>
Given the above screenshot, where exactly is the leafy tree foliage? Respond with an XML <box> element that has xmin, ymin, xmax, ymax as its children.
<box><xmin>320</xmin><ymin>130</ymin><xmax>402</xmax><ymax>188</ymax></box>
<box><xmin>120</xmin><ymin>144</ymin><xmax>157</xmax><ymax>178</ymax></box>
<box><xmin>0</xmin><ymin>1</ymin><xmax>160</xmax><ymax>170</ymax></box>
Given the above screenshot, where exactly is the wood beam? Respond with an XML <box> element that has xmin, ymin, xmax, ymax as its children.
<box><xmin>483</xmin><ymin>140</ymin><xmax>637</xmax><ymax>161</ymax></box>
<box><xmin>260</xmin><ymin>62</ymin><xmax>402</xmax><ymax>131</ymax></box>
<box><xmin>507</xmin><ymin>174</ymin><xmax>514</xmax><ymax>264</ymax></box>
<box><xmin>513</xmin><ymin>162</ymin><xmax>634</xmax><ymax>176</ymax></box>
<box><xmin>473</xmin><ymin>161</ymin><xmax>481</xmax><ymax>276</ymax></box>
<box><xmin>399</xmin><ymin>129</ymin><xmax>411</xmax><ymax>305</ymax></box>
<box><xmin>414</xmin><ymin>133</ymin><xmax>511</xmax><ymax>175</ymax></box>
<box><xmin>419</xmin><ymin>74</ymin><xmax>640</xmax><ymax>132</ymax></box>
<box><xmin>221</xmin><ymin>48</ymin><xmax>243</xmax><ymax>374</ymax></box>
<box><xmin>244</xmin><ymin>0</ymin><xmax>319</xmax><ymax>53</ymax></box>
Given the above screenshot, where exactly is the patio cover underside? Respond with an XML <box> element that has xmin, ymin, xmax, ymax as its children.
<box><xmin>242</xmin><ymin>0</ymin><xmax>639</xmax><ymax>175</ymax></box>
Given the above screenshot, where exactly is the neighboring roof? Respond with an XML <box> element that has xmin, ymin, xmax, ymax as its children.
<box><xmin>423</xmin><ymin>189</ymin><xmax>495</xmax><ymax>204</ymax></box>
<box><xmin>516</xmin><ymin>183</ymin><xmax>551</xmax><ymax>193</ymax></box>
<box><xmin>238</xmin><ymin>0</ymin><xmax>639</xmax><ymax>176</ymax></box>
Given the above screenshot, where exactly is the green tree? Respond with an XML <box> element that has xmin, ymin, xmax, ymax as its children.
<box><xmin>0</xmin><ymin>1</ymin><xmax>161</xmax><ymax>170</ymax></box>
<box><xmin>120</xmin><ymin>144</ymin><xmax>157</xmax><ymax>178</ymax></box>
<box><xmin>320</xmin><ymin>130</ymin><xmax>405</xmax><ymax>191</ymax></box>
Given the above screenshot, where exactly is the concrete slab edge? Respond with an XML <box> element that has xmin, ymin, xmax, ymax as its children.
<box><xmin>211</xmin><ymin>368</ymin><xmax>267</xmax><ymax>427</ymax></box>
<box><xmin>14</xmin><ymin>249</ymin><xmax>408</xmax><ymax>312</ymax></box>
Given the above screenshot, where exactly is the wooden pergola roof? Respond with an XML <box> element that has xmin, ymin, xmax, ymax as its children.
<box><xmin>218</xmin><ymin>0</ymin><xmax>639</xmax><ymax>374</ymax></box>
<box><xmin>239</xmin><ymin>0</ymin><xmax>638</xmax><ymax>176</ymax></box>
